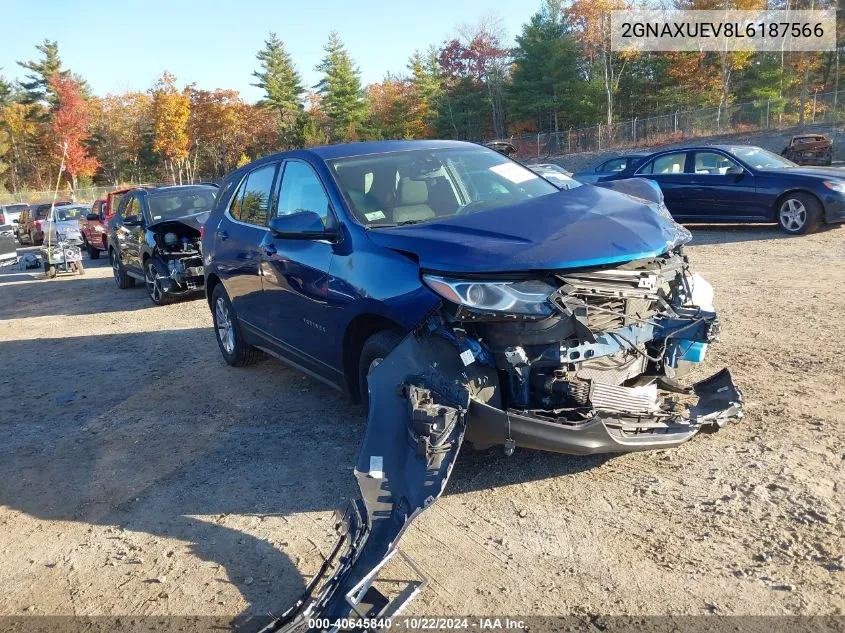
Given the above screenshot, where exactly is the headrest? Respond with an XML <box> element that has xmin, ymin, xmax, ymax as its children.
<box><xmin>398</xmin><ymin>178</ymin><xmax>428</xmax><ymax>205</ymax></box>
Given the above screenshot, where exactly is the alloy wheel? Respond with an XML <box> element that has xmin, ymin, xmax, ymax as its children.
<box><xmin>111</xmin><ymin>252</ymin><xmax>120</xmax><ymax>282</ymax></box>
<box><xmin>779</xmin><ymin>198</ymin><xmax>807</xmax><ymax>232</ymax></box>
<box><xmin>215</xmin><ymin>297</ymin><xmax>235</xmax><ymax>354</ymax></box>
<box><xmin>145</xmin><ymin>263</ymin><xmax>163</xmax><ymax>303</ymax></box>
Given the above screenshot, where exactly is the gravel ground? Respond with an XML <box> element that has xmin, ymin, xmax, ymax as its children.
<box><xmin>0</xmin><ymin>225</ymin><xmax>843</xmax><ymax>620</ymax></box>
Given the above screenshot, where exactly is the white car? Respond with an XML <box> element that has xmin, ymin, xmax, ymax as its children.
<box><xmin>0</xmin><ymin>203</ymin><xmax>30</xmax><ymax>237</ymax></box>
<box><xmin>42</xmin><ymin>204</ymin><xmax>86</xmax><ymax>245</ymax></box>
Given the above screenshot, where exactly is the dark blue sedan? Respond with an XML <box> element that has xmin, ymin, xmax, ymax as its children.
<box><xmin>600</xmin><ymin>144</ymin><xmax>845</xmax><ymax>234</ymax></box>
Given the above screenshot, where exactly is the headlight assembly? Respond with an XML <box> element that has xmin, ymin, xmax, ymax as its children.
<box><xmin>823</xmin><ymin>180</ymin><xmax>845</xmax><ymax>193</ymax></box>
<box><xmin>422</xmin><ymin>275</ymin><xmax>555</xmax><ymax>316</ymax></box>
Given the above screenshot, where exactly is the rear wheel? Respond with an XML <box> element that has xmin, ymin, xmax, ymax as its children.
<box><xmin>777</xmin><ymin>193</ymin><xmax>822</xmax><ymax>235</ymax></box>
<box><xmin>358</xmin><ymin>330</ymin><xmax>404</xmax><ymax>415</ymax></box>
<box><xmin>110</xmin><ymin>249</ymin><xmax>135</xmax><ymax>289</ymax></box>
<box><xmin>211</xmin><ymin>284</ymin><xmax>260</xmax><ymax>367</ymax></box>
<box><xmin>87</xmin><ymin>243</ymin><xmax>100</xmax><ymax>259</ymax></box>
<box><xmin>44</xmin><ymin>264</ymin><xmax>56</xmax><ymax>279</ymax></box>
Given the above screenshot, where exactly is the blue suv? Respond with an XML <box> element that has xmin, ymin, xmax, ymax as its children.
<box><xmin>203</xmin><ymin>140</ymin><xmax>742</xmax><ymax>456</ymax></box>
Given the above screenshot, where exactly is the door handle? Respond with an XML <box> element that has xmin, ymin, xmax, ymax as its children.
<box><xmin>263</xmin><ymin>243</ymin><xmax>277</xmax><ymax>256</ymax></box>
<box><xmin>216</xmin><ymin>229</ymin><xmax>229</xmax><ymax>241</ymax></box>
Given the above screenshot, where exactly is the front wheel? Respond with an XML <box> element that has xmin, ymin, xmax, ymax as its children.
<box><xmin>211</xmin><ymin>284</ymin><xmax>261</xmax><ymax>367</ymax></box>
<box><xmin>44</xmin><ymin>264</ymin><xmax>56</xmax><ymax>279</ymax></box>
<box><xmin>76</xmin><ymin>259</ymin><xmax>85</xmax><ymax>275</ymax></box>
<box><xmin>358</xmin><ymin>330</ymin><xmax>404</xmax><ymax>414</ymax></box>
<box><xmin>777</xmin><ymin>193</ymin><xmax>822</xmax><ymax>235</ymax></box>
<box><xmin>145</xmin><ymin>258</ymin><xmax>172</xmax><ymax>305</ymax></box>
<box><xmin>87</xmin><ymin>242</ymin><xmax>100</xmax><ymax>259</ymax></box>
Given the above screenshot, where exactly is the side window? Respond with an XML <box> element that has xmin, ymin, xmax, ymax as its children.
<box><xmin>230</xmin><ymin>163</ymin><xmax>277</xmax><ymax>225</ymax></box>
<box><xmin>599</xmin><ymin>158</ymin><xmax>627</xmax><ymax>173</ymax></box>
<box><xmin>639</xmin><ymin>152</ymin><xmax>687</xmax><ymax>175</ymax></box>
<box><xmin>122</xmin><ymin>196</ymin><xmax>141</xmax><ymax>223</ymax></box>
<box><xmin>275</xmin><ymin>161</ymin><xmax>332</xmax><ymax>226</ymax></box>
<box><xmin>692</xmin><ymin>152</ymin><xmax>738</xmax><ymax>175</ymax></box>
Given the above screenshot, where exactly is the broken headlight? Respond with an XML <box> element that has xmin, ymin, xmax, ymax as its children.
<box><xmin>422</xmin><ymin>275</ymin><xmax>555</xmax><ymax>316</ymax></box>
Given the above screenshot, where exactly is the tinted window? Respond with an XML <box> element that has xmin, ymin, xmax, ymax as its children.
<box><xmin>599</xmin><ymin>158</ymin><xmax>628</xmax><ymax>173</ymax></box>
<box><xmin>640</xmin><ymin>153</ymin><xmax>687</xmax><ymax>175</ymax></box>
<box><xmin>276</xmin><ymin>161</ymin><xmax>331</xmax><ymax>224</ymax></box>
<box><xmin>231</xmin><ymin>164</ymin><xmax>276</xmax><ymax>226</ymax></box>
<box><xmin>692</xmin><ymin>152</ymin><xmax>739</xmax><ymax>175</ymax></box>
<box><xmin>148</xmin><ymin>189</ymin><xmax>217</xmax><ymax>221</ymax></box>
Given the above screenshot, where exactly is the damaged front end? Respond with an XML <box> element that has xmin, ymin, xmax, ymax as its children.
<box><xmin>148</xmin><ymin>219</ymin><xmax>205</xmax><ymax>294</ymax></box>
<box><xmin>265</xmin><ymin>184</ymin><xmax>742</xmax><ymax>630</ymax></box>
<box><xmin>264</xmin><ymin>249</ymin><xmax>743</xmax><ymax>632</ymax></box>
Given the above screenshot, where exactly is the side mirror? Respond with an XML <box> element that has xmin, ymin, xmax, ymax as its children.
<box><xmin>86</xmin><ymin>213</ymin><xmax>99</xmax><ymax>221</ymax></box>
<box><xmin>725</xmin><ymin>165</ymin><xmax>744</xmax><ymax>176</ymax></box>
<box><xmin>122</xmin><ymin>216</ymin><xmax>142</xmax><ymax>227</ymax></box>
<box><xmin>268</xmin><ymin>211</ymin><xmax>334</xmax><ymax>240</ymax></box>
<box><xmin>12</xmin><ymin>219</ymin><xmax>19</xmax><ymax>224</ymax></box>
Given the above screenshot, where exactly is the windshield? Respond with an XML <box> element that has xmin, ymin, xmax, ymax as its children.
<box><xmin>329</xmin><ymin>146</ymin><xmax>559</xmax><ymax>227</ymax></box>
<box><xmin>147</xmin><ymin>189</ymin><xmax>217</xmax><ymax>221</ymax></box>
<box><xmin>53</xmin><ymin>206</ymin><xmax>86</xmax><ymax>221</ymax></box>
<box><xmin>729</xmin><ymin>146</ymin><xmax>796</xmax><ymax>170</ymax></box>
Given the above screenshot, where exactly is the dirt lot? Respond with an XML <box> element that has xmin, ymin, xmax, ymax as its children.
<box><xmin>0</xmin><ymin>225</ymin><xmax>843</xmax><ymax>621</ymax></box>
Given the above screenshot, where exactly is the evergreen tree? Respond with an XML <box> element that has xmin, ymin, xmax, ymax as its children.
<box><xmin>16</xmin><ymin>40</ymin><xmax>88</xmax><ymax>107</ymax></box>
<box><xmin>510</xmin><ymin>0</ymin><xmax>581</xmax><ymax>136</ymax></box>
<box><xmin>252</xmin><ymin>32</ymin><xmax>304</xmax><ymax>115</ymax></box>
<box><xmin>314</xmin><ymin>32</ymin><xmax>365</xmax><ymax>141</ymax></box>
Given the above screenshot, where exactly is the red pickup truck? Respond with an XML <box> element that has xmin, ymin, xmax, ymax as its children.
<box><xmin>80</xmin><ymin>199</ymin><xmax>108</xmax><ymax>258</ymax></box>
<box><xmin>80</xmin><ymin>187</ymin><xmax>155</xmax><ymax>258</ymax></box>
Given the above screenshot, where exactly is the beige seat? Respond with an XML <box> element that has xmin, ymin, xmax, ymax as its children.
<box><xmin>393</xmin><ymin>178</ymin><xmax>435</xmax><ymax>224</ymax></box>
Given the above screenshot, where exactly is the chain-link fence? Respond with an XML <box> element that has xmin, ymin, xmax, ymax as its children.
<box><xmin>498</xmin><ymin>89</ymin><xmax>845</xmax><ymax>160</ymax></box>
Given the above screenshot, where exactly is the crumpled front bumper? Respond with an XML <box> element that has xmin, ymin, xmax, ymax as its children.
<box><xmin>466</xmin><ymin>367</ymin><xmax>743</xmax><ymax>455</ymax></box>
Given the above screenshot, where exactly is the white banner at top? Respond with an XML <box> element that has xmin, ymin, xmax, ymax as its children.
<box><xmin>611</xmin><ymin>10</ymin><xmax>837</xmax><ymax>52</ymax></box>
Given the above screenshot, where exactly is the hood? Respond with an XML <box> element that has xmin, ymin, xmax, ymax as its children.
<box><xmin>367</xmin><ymin>186</ymin><xmax>690</xmax><ymax>274</ymax></box>
<box><xmin>765</xmin><ymin>166</ymin><xmax>845</xmax><ymax>179</ymax></box>
<box><xmin>147</xmin><ymin>211</ymin><xmax>209</xmax><ymax>234</ymax></box>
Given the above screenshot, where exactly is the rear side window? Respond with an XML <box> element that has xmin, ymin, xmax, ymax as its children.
<box><xmin>230</xmin><ymin>163</ymin><xmax>277</xmax><ymax>226</ymax></box>
<box><xmin>275</xmin><ymin>161</ymin><xmax>332</xmax><ymax>225</ymax></box>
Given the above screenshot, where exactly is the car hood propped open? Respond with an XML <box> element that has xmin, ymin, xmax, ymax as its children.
<box><xmin>368</xmin><ymin>185</ymin><xmax>691</xmax><ymax>274</ymax></box>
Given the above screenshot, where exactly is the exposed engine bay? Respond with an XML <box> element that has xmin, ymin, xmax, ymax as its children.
<box><xmin>149</xmin><ymin>220</ymin><xmax>204</xmax><ymax>292</ymax></box>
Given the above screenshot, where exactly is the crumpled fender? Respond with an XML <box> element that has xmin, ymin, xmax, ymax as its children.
<box><xmin>261</xmin><ymin>332</ymin><xmax>497</xmax><ymax>632</ymax></box>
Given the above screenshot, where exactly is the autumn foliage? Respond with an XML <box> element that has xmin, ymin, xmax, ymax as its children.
<box><xmin>49</xmin><ymin>75</ymin><xmax>98</xmax><ymax>189</ymax></box>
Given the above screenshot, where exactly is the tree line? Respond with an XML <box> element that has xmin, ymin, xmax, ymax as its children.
<box><xmin>0</xmin><ymin>0</ymin><xmax>842</xmax><ymax>193</ymax></box>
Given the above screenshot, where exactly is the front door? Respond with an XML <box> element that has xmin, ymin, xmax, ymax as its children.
<box><xmin>689</xmin><ymin>151</ymin><xmax>760</xmax><ymax>219</ymax></box>
<box><xmin>259</xmin><ymin>159</ymin><xmax>341</xmax><ymax>381</ymax></box>
<box><xmin>115</xmin><ymin>194</ymin><xmax>145</xmax><ymax>274</ymax></box>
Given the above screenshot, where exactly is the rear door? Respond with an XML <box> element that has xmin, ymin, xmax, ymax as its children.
<box><xmin>635</xmin><ymin>151</ymin><xmax>693</xmax><ymax>217</ymax></box>
<box><xmin>259</xmin><ymin>159</ymin><xmax>341</xmax><ymax>379</ymax></box>
<box><xmin>212</xmin><ymin>161</ymin><xmax>279</xmax><ymax>333</ymax></box>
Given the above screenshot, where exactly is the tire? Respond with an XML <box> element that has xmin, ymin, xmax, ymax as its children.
<box><xmin>45</xmin><ymin>264</ymin><xmax>56</xmax><ymax>279</ymax></box>
<box><xmin>76</xmin><ymin>259</ymin><xmax>85</xmax><ymax>275</ymax></box>
<box><xmin>144</xmin><ymin>257</ymin><xmax>173</xmax><ymax>306</ymax></box>
<box><xmin>110</xmin><ymin>249</ymin><xmax>135</xmax><ymax>289</ymax></box>
<box><xmin>777</xmin><ymin>192</ymin><xmax>823</xmax><ymax>235</ymax></box>
<box><xmin>358</xmin><ymin>330</ymin><xmax>404</xmax><ymax>415</ymax></box>
<box><xmin>87</xmin><ymin>243</ymin><xmax>100</xmax><ymax>259</ymax></box>
<box><xmin>211</xmin><ymin>284</ymin><xmax>260</xmax><ymax>367</ymax></box>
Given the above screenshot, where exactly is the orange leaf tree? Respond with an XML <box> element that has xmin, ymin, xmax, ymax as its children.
<box><xmin>49</xmin><ymin>75</ymin><xmax>99</xmax><ymax>191</ymax></box>
<box><xmin>151</xmin><ymin>72</ymin><xmax>190</xmax><ymax>184</ymax></box>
